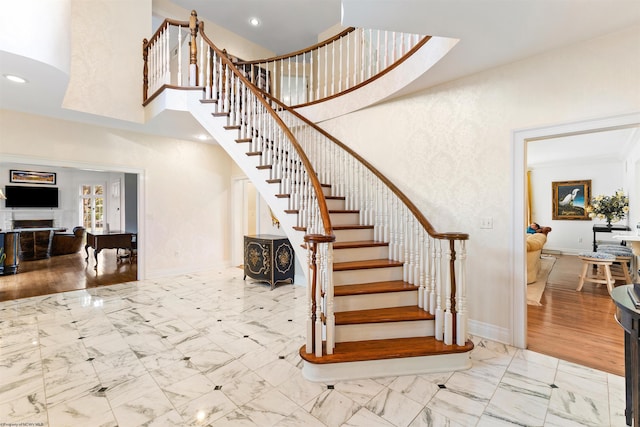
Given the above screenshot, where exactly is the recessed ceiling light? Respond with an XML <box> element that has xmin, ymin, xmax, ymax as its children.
<box><xmin>4</xmin><ymin>74</ymin><xmax>28</xmax><ymax>84</ymax></box>
<box><xmin>196</xmin><ymin>134</ymin><xmax>208</xmax><ymax>140</ymax></box>
<box><xmin>249</xmin><ymin>17</ymin><xmax>260</xmax><ymax>27</ymax></box>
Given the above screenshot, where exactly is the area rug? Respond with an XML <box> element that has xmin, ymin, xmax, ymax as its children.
<box><xmin>527</xmin><ymin>255</ymin><xmax>556</xmax><ymax>306</ymax></box>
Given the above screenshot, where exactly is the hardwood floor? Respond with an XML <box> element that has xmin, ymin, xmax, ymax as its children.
<box><xmin>527</xmin><ymin>254</ymin><xmax>625</xmax><ymax>377</ymax></box>
<box><xmin>0</xmin><ymin>250</ymin><xmax>136</xmax><ymax>302</ymax></box>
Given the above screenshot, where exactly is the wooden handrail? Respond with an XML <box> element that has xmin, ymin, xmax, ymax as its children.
<box><xmin>236</xmin><ymin>27</ymin><xmax>356</xmax><ymax>65</ymax></box>
<box><xmin>265</xmin><ymin>94</ymin><xmax>468</xmax><ymax>242</ymax></box>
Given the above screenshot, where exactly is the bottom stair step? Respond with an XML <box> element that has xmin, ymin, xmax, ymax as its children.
<box><xmin>299</xmin><ymin>337</ymin><xmax>474</xmax><ymax>382</ymax></box>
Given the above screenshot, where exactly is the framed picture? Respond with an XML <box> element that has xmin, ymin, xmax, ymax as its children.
<box><xmin>10</xmin><ymin>169</ymin><xmax>57</xmax><ymax>185</ymax></box>
<box><xmin>552</xmin><ymin>179</ymin><xmax>591</xmax><ymax>220</ymax></box>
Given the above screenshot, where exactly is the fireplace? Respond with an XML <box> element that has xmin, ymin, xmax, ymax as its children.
<box><xmin>13</xmin><ymin>219</ymin><xmax>54</xmax><ymax>229</ymax></box>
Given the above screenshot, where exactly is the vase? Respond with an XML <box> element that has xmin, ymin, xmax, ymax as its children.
<box><xmin>606</xmin><ymin>218</ymin><xmax>612</xmax><ymax>228</ymax></box>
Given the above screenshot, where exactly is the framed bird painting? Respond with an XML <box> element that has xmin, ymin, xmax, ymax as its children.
<box><xmin>552</xmin><ymin>179</ymin><xmax>591</xmax><ymax>220</ymax></box>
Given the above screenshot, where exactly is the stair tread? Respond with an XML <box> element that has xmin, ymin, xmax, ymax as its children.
<box><xmin>299</xmin><ymin>337</ymin><xmax>474</xmax><ymax>364</ymax></box>
<box><xmin>335</xmin><ymin>305</ymin><xmax>432</xmax><ymax>324</ymax></box>
<box><xmin>334</xmin><ymin>281</ymin><xmax>418</xmax><ymax>296</ymax></box>
<box><xmin>334</xmin><ymin>240</ymin><xmax>389</xmax><ymax>249</ymax></box>
<box><xmin>334</xmin><ymin>259</ymin><xmax>403</xmax><ymax>271</ymax></box>
<box><xmin>333</xmin><ymin>225</ymin><xmax>374</xmax><ymax>230</ymax></box>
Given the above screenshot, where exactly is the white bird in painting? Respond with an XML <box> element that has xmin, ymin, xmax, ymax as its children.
<box><xmin>559</xmin><ymin>188</ymin><xmax>580</xmax><ymax>206</ymax></box>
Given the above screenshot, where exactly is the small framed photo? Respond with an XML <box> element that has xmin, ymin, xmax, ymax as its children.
<box><xmin>552</xmin><ymin>179</ymin><xmax>591</xmax><ymax>220</ymax></box>
<box><xmin>10</xmin><ymin>169</ymin><xmax>57</xmax><ymax>185</ymax></box>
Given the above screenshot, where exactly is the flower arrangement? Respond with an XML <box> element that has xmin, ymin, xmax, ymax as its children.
<box><xmin>586</xmin><ymin>189</ymin><xmax>629</xmax><ymax>226</ymax></box>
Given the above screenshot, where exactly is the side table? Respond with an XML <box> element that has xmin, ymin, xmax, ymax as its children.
<box><xmin>611</xmin><ymin>285</ymin><xmax>640</xmax><ymax>426</ymax></box>
<box><xmin>244</xmin><ymin>234</ymin><xmax>294</xmax><ymax>289</ymax></box>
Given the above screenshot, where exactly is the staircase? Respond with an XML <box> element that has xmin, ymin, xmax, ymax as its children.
<box><xmin>143</xmin><ymin>11</ymin><xmax>473</xmax><ymax>382</ymax></box>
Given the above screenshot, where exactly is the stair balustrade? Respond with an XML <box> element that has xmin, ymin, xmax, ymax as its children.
<box><xmin>142</xmin><ymin>11</ymin><xmax>470</xmax><ymax>362</ymax></box>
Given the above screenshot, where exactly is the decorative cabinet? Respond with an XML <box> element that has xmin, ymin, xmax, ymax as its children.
<box><xmin>244</xmin><ymin>234</ymin><xmax>294</xmax><ymax>290</ymax></box>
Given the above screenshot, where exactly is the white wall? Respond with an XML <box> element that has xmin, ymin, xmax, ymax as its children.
<box><xmin>0</xmin><ymin>109</ymin><xmax>235</xmax><ymax>279</ymax></box>
<box><xmin>0</xmin><ymin>163</ymin><xmax>122</xmax><ymax>232</ymax></box>
<box><xmin>528</xmin><ymin>159</ymin><xmax>624</xmax><ymax>254</ymax></box>
<box><xmin>318</xmin><ymin>25</ymin><xmax>640</xmax><ymax>343</ymax></box>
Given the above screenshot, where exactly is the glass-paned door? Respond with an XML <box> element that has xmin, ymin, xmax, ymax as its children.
<box><xmin>81</xmin><ymin>184</ymin><xmax>105</xmax><ymax>233</ymax></box>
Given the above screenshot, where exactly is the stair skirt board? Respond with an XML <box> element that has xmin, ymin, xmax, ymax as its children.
<box><xmin>333</xmin><ymin>246</ymin><xmax>389</xmax><ymax>263</ymax></box>
<box><xmin>333</xmin><ymin>266</ymin><xmax>403</xmax><ymax>286</ymax></box>
<box><xmin>301</xmin><ymin>352</ymin><xmax>472</xmax><ymax>382</ymax></box>
<box><xmin>335</xmin><ymin>319</ymin><xmax>434</xmax><ymax>342</ymax></box>
<box><xmin>334</xmin><ymin>290</ymin><xmax>418</xmax><ymax>311</ymax></box>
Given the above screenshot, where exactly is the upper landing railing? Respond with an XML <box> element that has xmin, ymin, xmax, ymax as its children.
<box><xmin>142</xmin><ymin>15</ymin><xmax>430</xmax><ymax>107</ymax></box>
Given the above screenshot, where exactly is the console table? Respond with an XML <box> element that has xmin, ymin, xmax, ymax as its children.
<box><xmin>593</xmin><ymin>224</ymin><xmax>630</xmax><ymax>252</ymax></box>
<box><xmin>611</xmin><ymin>285</ymin><xmax>640</xmax><ymax>426</ymax></box>
<box><xmin>244</xmin><ymin>234</ymin><xmax>294</xmax><ymax>289</ymax></box>
<box><xmin>85</xmin><ymin>231</ymin><xmax>135</xmax><ymax>269</ymax></box>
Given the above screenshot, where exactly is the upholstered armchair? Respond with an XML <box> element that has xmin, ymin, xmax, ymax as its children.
<box><xmin>51</xmin><ymin>226</ymin><xmax>85</xmax><ymax>256</ymax></box>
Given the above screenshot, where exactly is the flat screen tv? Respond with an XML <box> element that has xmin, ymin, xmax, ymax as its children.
<box><xmin>4</xmin><ymin>185</ymin><xmax>59</xmax><ymax>208</ymax></box>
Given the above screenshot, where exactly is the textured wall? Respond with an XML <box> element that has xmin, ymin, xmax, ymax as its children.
<box><xmin>319</xmin><ymin>25</ymin><xmax>640</xmax><ymax>340</ymax></box>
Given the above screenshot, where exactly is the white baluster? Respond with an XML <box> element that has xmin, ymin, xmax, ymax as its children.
<box><xmin>325</xmin><ymin>242</ymin><xmax>335</xmax><ymax>354</ymax></box>
<box><xmin>418</xmin><ymin>230</ymin><xmax>425</xmax><ymax>308</ymax></box>
<box><xmin>434</xmin><ymin>240</ymin><xmax>443</xmax><ymax>340</ymax></box>
<box><xmin>456</xmin><ymin>240</ymin><xmax>467</xmax><ymax>346</ymax></box>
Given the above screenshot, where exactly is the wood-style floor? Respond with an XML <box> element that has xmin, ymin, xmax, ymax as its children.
<box><xmin>0</xmin><ymin>250</ymin><xmax>624</xmax><ymax>376</ymax></box>
<box><xmin>0</xmin><ymin>250</ymin><xmax>137</xmax><ymax>302</ymax></box>
<box><xmin>527</xmin><ymin>254</ymin><xmax>625</xmax><ymax>377</ymax></box>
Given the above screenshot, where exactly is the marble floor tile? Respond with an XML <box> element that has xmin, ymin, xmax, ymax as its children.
<box><xmin>0</xmin><ymin>267</ymin><xmax>628</xmax><ymax>427</ymax></box>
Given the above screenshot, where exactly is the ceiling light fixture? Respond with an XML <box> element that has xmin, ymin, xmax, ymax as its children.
<box><xmin>249</xmin><ymin>17</ymin><xmax>260</xmax><ymax>27</ymax></box>
<box><xmin>196</xmin><ymin>134</ymin><xmax>208</xmax><ymax>141</ymax></box>
<box><xmin>4</xmin><ymin>74</ymin><xmax>28</xmax><ymax>84</ymax></box>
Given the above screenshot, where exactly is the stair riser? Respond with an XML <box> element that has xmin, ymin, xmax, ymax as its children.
<box><xmin>334</xmin><ymin>291</ymin><xmax>418</xmax><ymax>312</ymax></box>
<box><xmin>326</xmin><ymin>199</ymin><xmax>346</xmax><ymax>210</ymax></box>
<box><xmin>333</xmin><ymin>266</ymin><xmax>403</xmax><ymax>286</ymax></box>
<box><xmin>333</xmin><ymin>228</ymin><xmax>374</xmax><ymax>242</ymax></box>
<box><xmin>329</xmin><ymin>212</ymin><xmax>361</xmax><ymax>226</ymax></box>
<box><xmin>335</xmin><ymin>319</ymin><xmax>434</xmax><ymax>342</ymax></box>
<box><xmin>333</xmin><ymin>246</ymin><xmax>389</xmax><ymax>263</ymax></box>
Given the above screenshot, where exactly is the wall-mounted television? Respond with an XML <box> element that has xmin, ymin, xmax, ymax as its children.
<box><xmin>4</xmin><ymin>185</ymin><xmax>59</xmax><ymax>208</ymax></box>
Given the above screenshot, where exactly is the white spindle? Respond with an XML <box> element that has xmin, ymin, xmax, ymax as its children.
<box><xmin>434</xmin><ymin>240</ymin><xmax>443</xmax><ymax>340</ymax></box>
<box><xmin>444</xmin><ymin>242</ymin><xmax>453</xmax><ymax>345</ymax></box>
<box><xmin>456</xmin><ymin>240</ymin><xmax>467</xmax><ymax>346</ymax></box>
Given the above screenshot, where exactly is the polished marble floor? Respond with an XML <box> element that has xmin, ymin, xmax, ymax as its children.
<box><xmin>0</xmin><ymin>268</ymin><xmax>628</xmax><ymax>426</ymax></box>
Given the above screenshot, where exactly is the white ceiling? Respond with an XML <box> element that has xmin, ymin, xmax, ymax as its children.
<box><xmin>0</xmin><ymin>0</ymin><xmax>639</xmax><ymax>153</ymax></box>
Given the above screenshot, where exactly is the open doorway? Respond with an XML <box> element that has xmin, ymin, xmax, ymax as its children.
<box><xmin>511</xmin><ymin>113</ymin><xmax>640</xmax><ymax>361</ymax></box>
<box><xmin>0</xmin><ymin>158</ymin><xmax>142</xmax><ymax>301</ymax></box>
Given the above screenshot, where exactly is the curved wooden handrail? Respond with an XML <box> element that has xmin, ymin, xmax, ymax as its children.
<box><xmin>198</xmin><ymin>22</ymin><xmax>334</xmax><ymax>238</ymax></box>
<box><xmin>229</xmin><ymin>28</ymin><xmax>431</xmax><ymax>109</ymax></box>
<box><xmin>284</xmin><ymin>35</ymin><xmax>432</xmax><ymax>109</ymax></box>
<box><xmin>266</xmin><ymin>94</ymin><xmax>468</xmax><ymax>241</ymax></box>
<box><xmin>236</xmin><ymin>27</ymin><xmax>356</xmax><ymax>65</ymax></box>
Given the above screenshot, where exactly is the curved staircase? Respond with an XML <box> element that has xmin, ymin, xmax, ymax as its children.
<box><xmin>143</xmin><ymin>11</ymin><xmax>472</xmax><ymax>382</ymax></box>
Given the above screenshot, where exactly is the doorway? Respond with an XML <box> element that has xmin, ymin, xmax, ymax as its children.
<box><xmin>512</xmin><ymin>112</ymin><xmax>640</xmax><ymax>349</ymax></box>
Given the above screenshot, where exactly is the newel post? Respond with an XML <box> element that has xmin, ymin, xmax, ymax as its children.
<box><xmin>448</xmin><ymin>238</ymin><xmax>458</xmax><ymax>344</ymax></box>
<box><xmin>189</xmin><ymin>10</ymin><xmax>198</xmax><ymax>86</ymax></box>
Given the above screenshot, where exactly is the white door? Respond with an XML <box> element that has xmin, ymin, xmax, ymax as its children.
<box><xmin>81</xmin><ymin>184</ymin><xmax>105</xmax><ymax>233</ymax></box>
